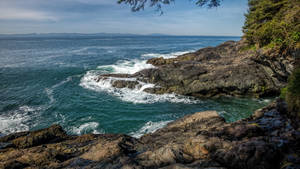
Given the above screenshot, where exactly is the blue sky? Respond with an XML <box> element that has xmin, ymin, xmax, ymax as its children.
<box><xmin>0</xmin><ymin>0</ymin><xmax>248</xmax><ymax>36</ymax></box>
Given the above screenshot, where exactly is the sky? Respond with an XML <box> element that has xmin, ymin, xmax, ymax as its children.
<box><xmin>0</xmin><ymin>0</ymin><xmax>248</xmax><ymax>36</ymax></box>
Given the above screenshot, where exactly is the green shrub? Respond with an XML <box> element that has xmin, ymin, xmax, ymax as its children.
<box><xmin>243</xmin><ymin>0</ymin><xmax>300</xmax><ymax>50</ymax></box>
<box><xmin>285</xmin><ymin>67</ymin><xmax>300</xmax><ymax>119</ymax></box>
<box><xmin>280</xmin><ymin>87</ymin><xmax>287</xmax><ymax>99</ymax></box>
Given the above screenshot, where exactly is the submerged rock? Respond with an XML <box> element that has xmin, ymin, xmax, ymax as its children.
<box><xmin>0</xmin><ymin>99</ymin><xmax>299</xmax><ymax>168</ymax></box>
<box><xmin>96</xmin><ymin>40</ymin><xmax>295</xmax><ymax>98</ymax></box>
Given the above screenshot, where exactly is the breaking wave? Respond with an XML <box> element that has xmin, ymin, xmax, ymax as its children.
<box><xmin>141</xmin><ymin>50</ymin><xmax>195</xmax><ymax>59</ymax></box>
<box><xmin>130</xmin><ymin>120</ymin><xmax>172</xmax><ymax>138</ymax></box>
<box><xmin>0</xmin><ymin>105</ymin><xmax>42</xmax><ymax>135</ymax></box>
<box><xmin>70</xmin><ymin>122</ymin><xmax>103</xmax><ymax>135</ymax></box>
<box><xmin>80</xmin><ymin>50</ymin><xmax>199</xmax><ymax>104</ymax></box>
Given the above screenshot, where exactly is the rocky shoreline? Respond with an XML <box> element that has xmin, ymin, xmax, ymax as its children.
<box><xmin>96</xmin><ymin>40</ymin><xmax>296</xmax><ymax>98</ymax></box>
<box><xmin>1</xmin><ymin>40</ymin><xmax>299</xmax><ymax>169</ymax></box>
<box><xmin>0</xmin><ymin>99</ymin><xmax>299</xmax><ymax>169</ymax></box>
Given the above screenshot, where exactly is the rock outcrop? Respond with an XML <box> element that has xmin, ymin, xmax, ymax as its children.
<box><xmin>96</xmin><ymin>40</ymin><xmax>296</xmax><ymax>98</ymax></box>
<box><xmin>1</xmin><ymin>99</ymin><xmax>299</xmax><ymax>169</ymax></box>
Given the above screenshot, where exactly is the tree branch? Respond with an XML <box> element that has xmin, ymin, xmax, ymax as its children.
<box><xmin>118</xmin><ymin>0</ymin><xmax>221</xmax><ymax>13</ymax></box>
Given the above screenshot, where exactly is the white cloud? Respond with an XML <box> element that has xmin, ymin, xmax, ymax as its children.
<box><xmin>65</xmin><ymin>0</ymin><xmax>117</xmax><ymax>5</ymax></box>
<box><xmin>0</xmin><ymin>8</ymin><xmax>58</xmax><ymax>21</ymax></box>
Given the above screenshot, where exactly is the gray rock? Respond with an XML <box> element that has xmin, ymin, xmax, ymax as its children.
<box><xmin>98</xmin><ymin>40</ymin><xmax>295</xmax><ymax>98</ymax></box>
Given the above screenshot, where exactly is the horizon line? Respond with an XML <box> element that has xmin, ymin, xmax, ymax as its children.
<box><xmin>0</xmin><ymin>32</ymin><xmax>242</xmax><ymax>37</ymax></box>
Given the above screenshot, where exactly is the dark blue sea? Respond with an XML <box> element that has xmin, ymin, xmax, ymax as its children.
<box><xmin>0</xmin><ymin>35</ymin><xmax>271</xmax><ymax>137</ymax></box>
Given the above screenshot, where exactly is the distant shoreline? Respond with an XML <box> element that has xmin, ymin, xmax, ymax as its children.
<box><xmin>0</xmin><ymin>33</ymin><xmax>241</xmax><ymax>38</ymax></box>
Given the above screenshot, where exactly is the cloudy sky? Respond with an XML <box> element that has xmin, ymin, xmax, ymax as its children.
<box><xmin>0</xmin><ymin>0</ymin><xmax>248</xmax><ymax>36</ymax></box>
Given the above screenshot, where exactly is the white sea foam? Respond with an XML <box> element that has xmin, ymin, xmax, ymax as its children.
<box><xmin>71</xmin><ymin>122</ymin><xmax>102</xmax><ymax>135</ymax></box>
<box><xmin>0</xmin><ymin>105</ymin><xmax>42</xmax><ymax>135</ymax></box>
<box><xmin>80</xmin><ymin>70</ymin><xmax>199</xmax><ymax>104</ymax></box>
<box><xmin>258</xmin><ymin>98</ymin><xmax>272</xmax><ymax>104</ymax></box>
<box><xmin>80</xmin><ymin>50</ymin><xmax>200</xmax><ymax>104</ymax></box>
<box><xmin>96</xmin><ymin>50</ymin><xmax>195</xmax><ymax>74</ymax></box>
<box><xmin>130</xmin><ymin>120</ymin><xmax>172</xmax><ymax>138</ymax></box>
<box><xmin>97</xmin><ymin>59</ymin><xmax>155</xmax><ymax>74</ymax></box>
<box><xmin>141</xmin><ymin>50</ymin><xmax>195</xmax><ymax>59</ymax></box>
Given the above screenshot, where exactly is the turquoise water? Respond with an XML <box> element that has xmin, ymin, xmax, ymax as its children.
<box><xmin>0</xmin><ymin>35</ymin><xmax>271</xmax><ymax>137</ymax></box>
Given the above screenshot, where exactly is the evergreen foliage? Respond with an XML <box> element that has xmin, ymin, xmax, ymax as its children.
<box><xmin>285</xmin><ymin>67</ymin><xmax>300</xmax><ymax>119</ymax></box>
<box><xmin>243</xmin><ymin>0</ymin><xmax>300</xmax><ymax>50</ymax></box>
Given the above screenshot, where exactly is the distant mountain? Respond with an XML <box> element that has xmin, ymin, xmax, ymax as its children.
<box><xmin>147</xmin><ymin>33</ymin><xmax>169</xmax><ymax>36</ymax></box>
<box><xmin>0</xmin><ymin>33</ymin><xmax>240</xmax><ymax>38</ymax></box>
<box><xmin>0</xmin><ymin>33</ymin><xmax>172</xmax><ymax>38</ymax></box>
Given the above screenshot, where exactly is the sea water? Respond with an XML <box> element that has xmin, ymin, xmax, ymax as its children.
<box><xmin>0</xmin><ymin>35</ymin><xmax>271</xmax><ymax>137</ymax></box>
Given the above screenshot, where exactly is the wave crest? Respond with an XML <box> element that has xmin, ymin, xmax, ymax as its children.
<box><xmin>130</xmin><ymin>120</ymin><xmax>172</xmax><ymax>138</ymax></box>
<box><xmin>70</xmin><ymin>122</ymin><xmax>102</xmax><ymax>135</ymax></box>
<box><xmin>0</xmin><ymin>105</ymin><xmax>42</xmax><ymax>135</ymax></box>
<box><xmin>80</xmin><ymin>50</ymin><xmax>200</xmax><ymax>104</ymax></box>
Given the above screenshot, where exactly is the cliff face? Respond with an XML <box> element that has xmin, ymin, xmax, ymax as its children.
<box><xmin>0</xmin><ymin>99</ymin><xmax>299</xmax><ymax>169</ymax></box>
<box><xmin>96</xmin><ymin>40</ymin><xmax>296</xmax><ymax>98</ymax></box>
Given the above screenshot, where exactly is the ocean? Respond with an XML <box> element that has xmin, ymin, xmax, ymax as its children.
<box><xmin>0</xmin><ymin>35</ymin><xmax>271</xmax><ymax>137</ymax></box>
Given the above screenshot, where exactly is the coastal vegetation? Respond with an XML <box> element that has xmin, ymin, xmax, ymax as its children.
<box><xmin>283</xmin><ymin>67</ymin><xmax>300</xmax><ymax>119</ymax></box>
<box><xmin>243</xmin><ymin>0</ymin><xmax>300</xmax><ymax>51</ymax></box>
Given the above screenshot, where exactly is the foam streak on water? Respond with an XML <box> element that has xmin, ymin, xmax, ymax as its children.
<box><xmin>130</xmin><ymin>120</ymin><xmax>172</xmax><ymax>138</ymax></box>
<box><xmin>70</xmin><ymin>122</ymin><xmax>102</xmax><ymax>135</ymax></box>
<box><xmin>141</xmin><ymin>50</ymin><xmax>195</xmax><ymax>59</ymax></box>
<box><xmin>45</xmin><ymin>76</ymin><xmax>73</xmax><ymax>104</ymax></box>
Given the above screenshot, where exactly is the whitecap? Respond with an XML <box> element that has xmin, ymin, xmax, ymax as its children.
<box><xmin>141</xmin><ymin>50</ymin><xmax>195</xmax><ymax>59</ymax></box>
<box><xmin>80</xmin><ymin>50</ymin><xmax>200</xmax><ymax>104</ymax></box>
<box><xmin>70</xmin><ymin>122</ymin><xmax>102</xmax><ymax>135</ymax></box>
<box><xmin>80</xmin><ymin>71</ymin><xmax>200</xmax><ymax>104</ymax></box>
<box><xmin>0</xmin><ymin>105</ymin><xmax>42</xmax><ymax>135</ymax></box>
<box><xmin>130</xmin><ymin>120</ymin><xmax>172</xmax><ymax>138</ymax></box>
<box><xmin>70</xmin><ymin>46</ymin><xmax>116</xmax><ymax>55</ymax></box>
<box><xmin>97</xmin><ymin>59</ymin><xmax>155</xmax><ymax>74</ymax></box>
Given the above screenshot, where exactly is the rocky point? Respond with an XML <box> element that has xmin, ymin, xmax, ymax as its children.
<box><xmin>96</xmin><ymin>40</ymin><xmax>296</xmax><ymax>98</ymax></box>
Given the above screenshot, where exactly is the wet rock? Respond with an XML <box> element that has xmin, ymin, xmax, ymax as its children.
<box><xmin>112</xmin><ymin>80</ymin><xmax>140</xmax><ymax>89</ymax></box>
<box><xmin>0</xmin><ymin>142</ymin><xmax>13</xmax><ymax>149</ymax></box>
<box><xmin>0</xmin><ymin>131</ymin><xmax>30</xmax><ymax>143</ymax></box>
<box><xmin>11</xmin><ymin>124</ymin><xmax>67</xmax><ymax>148</ymax></box>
